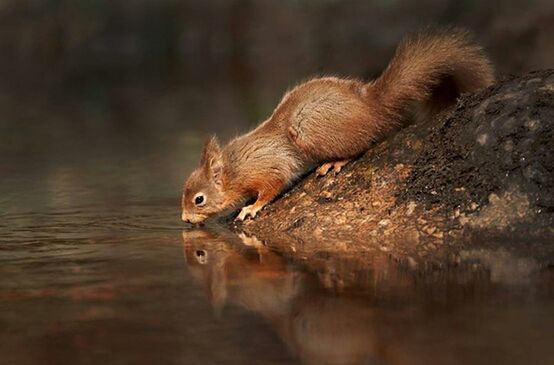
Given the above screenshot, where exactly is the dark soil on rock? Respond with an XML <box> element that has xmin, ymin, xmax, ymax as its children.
<box><xmin>399</xmin><ymin>70</ymin><xmax>554</xmax><ymax>218</ymax></box>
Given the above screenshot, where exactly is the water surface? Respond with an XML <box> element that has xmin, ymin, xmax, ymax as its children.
<box><xmin>1</xmin><ymin>91</ymin><xmax>554</xmax><ymax>365</ymax></box>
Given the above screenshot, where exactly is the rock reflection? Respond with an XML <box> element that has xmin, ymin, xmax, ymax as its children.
<box><xmin>182</xmin><ymin>229</ymin><xmax>554</xmax><ymax>365</ymax></box>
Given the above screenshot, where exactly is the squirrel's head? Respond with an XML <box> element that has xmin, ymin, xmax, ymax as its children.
<box><xmin>182</xmin><ymin>137</ymin><xmax>226</xmax><ymax>224</ymax></box>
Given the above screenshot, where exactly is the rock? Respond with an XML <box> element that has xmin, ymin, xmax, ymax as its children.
<box><xmin>233</xmin><ymin>70</ymin><xmax>554</xmax><ymax>262</ymax></box>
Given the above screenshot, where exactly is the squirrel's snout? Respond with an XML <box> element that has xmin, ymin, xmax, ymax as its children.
<box><xmin>182</xmin><ymin>211</ymin><xmax>206</xmax><ymax>224</ymax></box>
<box><xmin>181</xmin><ymin>211</ymin><xmax>192</xmax><ymax>223</ymax></box>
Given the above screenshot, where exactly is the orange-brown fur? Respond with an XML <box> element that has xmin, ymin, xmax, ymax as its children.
<box><xmin>182</xmin><ymin>28</ymin><xmax>494</xmax><ymax>223</ymax></box>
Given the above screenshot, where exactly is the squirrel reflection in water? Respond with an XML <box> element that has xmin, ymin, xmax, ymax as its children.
<box><xmin>182</xmin><ymin>230</ymin><xmax>552</xmax><ymax>365</ymax></box>
<box><xmin>182</xmin><ymin>229</ymin><xmax>416</xmax><ymax>365</ymax></box>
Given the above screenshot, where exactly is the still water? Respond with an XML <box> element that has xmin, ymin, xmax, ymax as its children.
<box><xmin>1</xmin><ymin>93</ymin><xmax>554</xmax><ymax>365</ymax></box>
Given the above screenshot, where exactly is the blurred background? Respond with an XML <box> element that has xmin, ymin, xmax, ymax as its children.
<box><xmin>1</xmin><ymin>3</ymin><xmax>553</xmax><ymax>363</ymax></box>
<box><xmin>0</xmin><ymin>0</ymin><xmax>553</xmax><ymax>214</ymax></box>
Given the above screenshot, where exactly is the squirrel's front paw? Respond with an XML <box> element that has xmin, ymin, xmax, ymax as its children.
<box><xmin>236</xmin><ymin>204</ymin><xmax>263</xmax><ymax>221</ymax></box>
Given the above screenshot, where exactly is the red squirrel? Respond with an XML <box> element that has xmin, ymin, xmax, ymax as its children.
<box><xmin>181</xmin><ymin>29</ymin><xmax>494</xmax><ymax>223</ymax></box>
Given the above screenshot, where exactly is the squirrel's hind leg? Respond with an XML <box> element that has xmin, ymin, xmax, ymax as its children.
<box><xmin>316</xmin><ymin>159</ymin><xmax>351</xmax><ymax>177</ymax></box>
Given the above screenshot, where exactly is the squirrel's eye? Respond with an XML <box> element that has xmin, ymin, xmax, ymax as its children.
<box><xmin>194</xmin><ymin>193</ymin><xmax>206</xmax><ymax>206</ymax></box>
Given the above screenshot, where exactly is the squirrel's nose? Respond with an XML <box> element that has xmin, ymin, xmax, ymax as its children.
<box><xmin>181</xmin><ymin>212</ymin><xmax>190</xmax><ymax>223</ymax></box>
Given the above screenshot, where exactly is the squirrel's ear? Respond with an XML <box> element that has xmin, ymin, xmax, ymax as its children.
<box><xmin>200</xmin><ymin>136</ymin><xmax>223</xmax><ymax>187</ymax></box>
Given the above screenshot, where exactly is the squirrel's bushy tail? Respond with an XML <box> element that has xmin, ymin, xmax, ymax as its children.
<box><xmin>372</xmin><ymin>28</ymin><xmax>494</xmax><ymax>122</ymax></box>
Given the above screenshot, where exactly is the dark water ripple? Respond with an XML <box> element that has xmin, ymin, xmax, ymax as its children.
<box><xmin>1</xmin><ymin>205</ymin><xmax>182</xmax><ymax>243</ymax></box>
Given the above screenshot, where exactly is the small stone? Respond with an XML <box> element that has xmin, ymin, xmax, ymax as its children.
<box><xmin>378</xmin><ymin>219</ymin><xmax>391</xmax><ymax>227</ymax></box>
<box><xmin>424</xmin><ymin>226</ymin><xmax>436</xmax><ymax>235</ymax></box>
<box><xmin>313</xmin><ymin>227</ymin><xmax>323</xmax><ymax>237</ymax></box>
<box><xmin>290</xmin><ymin>206</ymin><xmax>296</xmax><ymax>214</ymax></box>
<box><xmin>343</xmin><ymin>202</ymin><xmax>355</xmax><ymax>210</ymax></box>
<box><xmin>488</xmin><ymin>193</ymin><xmax>500</xmax><ymax>203</ymax></box>
<box><xmin>477</xmin><ymin>133</ymin><xmax>488</xmax><ymax>145</ymax></box>
<box><xmin>433</xmin><ymin>231</ymin><xmax>444</xmax><ymax>239</ymax></box>
<box><xmin>379</xmin><ymin>245</ymin><xmax>391</xmax><ymax>252</ymax></box>
<box><xmin>524</xmin><ymin>118</ymin><xmax>539</xmax><ymax>131</ymax></box>
<box><xmin>406</xmin><ymin>201</ymin><xmax>417</xmax><ymax>216</ymax></box>
<box><xmin>469</xmin><ymin>202</ymin><xmax>479</xmax><ymax>210</ymax></box>
<box><xmin>322</xmin><ymin>191</ymin><xmax>333</xmax><ymax>199</ymax></box>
